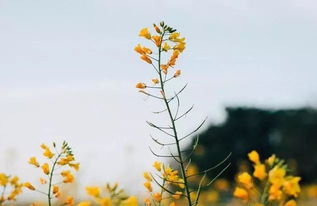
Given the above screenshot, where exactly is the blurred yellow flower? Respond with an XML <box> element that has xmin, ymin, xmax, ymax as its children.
<box><xmin>139</xmin><ymin>28</ymin><xmax>151</xmax><ymax>39</ymax></box>
<box><xmin>151</xmin><ymin>79</ymin><xmax>159</xmax><ymax>85</ymax></box>
<box><xmin>253</xmin><ymin>164</ymin><xmax>267</xmax><ymax>180</ymax></box>
<box><xmin>267</xmin><ymin>154</ymin><xmax>276</xmax><ymax>166</ymax></box>
<box><xmin>172</xmin><ymin>191</ymin><xmax>182</xmax><ymax>200</ymax></box>
<box><xmin>283</xmin><ymin>176</ymin><xmax>301</xmax><ymax>197</ymax></box>
<box><xmin>0</xmin><ymin>173</ymin><xmax>9</xmax><ymax>186</ymax></box>
<box><xmin>237</xmin><ymin>172</ymin><xmax>253</xmax><ymax>189</ymax></box>
<box><xmin>136</xmin><ymin>82</ymin><xmax>146</xmax><ymax>89</ymax></box>
<box><xmin>143</xmin><ymin>172</ymin><xmax>152</xmax><ymax>182</ymax></box>
<box><xmin>144</xmin><ymin>181</ymin><xmax>152</xmax><ymax>192</ymax></box>
<box><xmin>77</xmin><ymin>201</ymin><xmax>91</xmax><ymax>206</ymax></box>
<box><xmin>173</xmin><ymin>70</ymin><xmax>181</xmax><ymax>78</ymax></box>
<box><xmin>284</xmin><ymin>199</ymin><xmax>296</xmax><ymax>206</ymax></box>
<box><xmin>233</xmin><ymin>187</ymin><xmax>248</xmax><ymax>201</ymax></box>
<box><xmin>120</xmin><ymin>196</ymin><xmax>138</xmax><ymax>206</ymax></box>
<box><xmin>64</xmin><ymin>196</ymin><xmax>75</xmax><ymax>206</ymax></box>
<box><xmin>41</xmin><ymin>163</ymin><xmax>50</xmax><ymax>175</ymax></box>
<box><xmin>24</xmin><ymin>182</ymin><xmax>36</xmax><ymax>190</ymax></box>
<box><xmin>97</xmin><ymin>197</ymin><xmax>112</xmax><ymax>206</ymax></box>
<box><xmin>152</xmin><ymin>192</ymin><xmax>162</xmax><ymax>202</ymax></box>
<box><xmin>28</xmin><ymin>157</ymin><xmax>40</xmax><ymax>167</ymax></box>
<box><xmin>140</xmin><ymin>55</ymin><xmax>152</xmax><ymax>64</ymax></box>
<box><xmin>152</xmin><ymin>36</ymin><xmax>161</xmax><ymax>47</ymax></box>
<box><xmin>61</xmin><ymin>170</ymin><xmax>74</xmax><ymax>183</ymax></box>
<box><xmin>153</xmin><ymin>161</ymin><xmax>162</xmax><ymax>171</ymax></box>
<box><xmin>162</xmin><ymin>42</ymin><xmax>170</xmax><ymax>52</ymax></box>
<box><xmin>86</xmin><ymin>186</ymin><xmax>100</xmax><ymax>198</ymax></box>
<box><xmin>248</xmin><ymin>150</ymin><xmax>260</xmax><ymax>164</ymax></box>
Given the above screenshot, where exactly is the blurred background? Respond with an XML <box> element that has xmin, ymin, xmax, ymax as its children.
<box><xmin>0</xmin><ymin>0</ymin><xmax>317</xmax><ymax>203</ymax></box>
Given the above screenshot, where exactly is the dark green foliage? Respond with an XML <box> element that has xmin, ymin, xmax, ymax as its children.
<box><xmin>190</xmin><ymin>107</ymin><xmax>317</xmax><ymax>183</ymax></box>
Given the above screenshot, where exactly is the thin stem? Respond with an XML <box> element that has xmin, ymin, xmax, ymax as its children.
<box><xmin>48</xmin><ymin>152</ymin><xmax>63</xmax><ymax>206</ymax></box>
<box><xmin>157</xmin><ymin>31</ymin><xmax>193</xmax><ymax>206</ymax></box>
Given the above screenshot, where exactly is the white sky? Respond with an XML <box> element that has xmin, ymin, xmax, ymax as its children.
<box><xmin>0</xmin><ymin>0</ymin><xmax>317</xmax><ymax>200</ymax></box>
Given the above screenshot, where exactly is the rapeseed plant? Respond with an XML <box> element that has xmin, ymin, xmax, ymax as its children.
<box><xmin>134</xmin><ymin>22</ymin><xmax>230</xmax><ymax>206</ymax></box>
<box><xmin>25</xmin><ymin>141</ymin><xmax>79</xmax><ymax>206</ymax></box>
<box><xmin>0</xmin><ymin>173</ymin><xmax>23</xmax><ymax>205</ymax></box>
<box><xmin>233</xmin><ymin>150</ymin><xmax>301</xmax><ymax>206</ymax></box>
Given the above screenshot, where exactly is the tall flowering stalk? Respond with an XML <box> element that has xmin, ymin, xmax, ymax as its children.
<box><xmin>25</xmin><ymin>141</ymin><xmax>79</xmax><ymax>206</ymax></box>
<box><xmin>0</xmin><ymin>173</ymin><xmax>23</xmax><ymax>205</ymax></box>
<box><xmin>234</xmin><ymin>150</ymin><xmax>301</xmax><ymax>206</ymax></box>
<box><xmin>134</xmin><ymin>22</ymin><xmax>230</xmax><ymax>206</ymax></box>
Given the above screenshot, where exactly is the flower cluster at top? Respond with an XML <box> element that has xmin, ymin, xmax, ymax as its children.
<box><xmin>234</xmin><ymin>150</ymin><xmax>301</xmax><ymax>206</ymax></box>
<box><xmin>143</xmin><ymin>161</ymin><xmax>185</xmax><ymax>206</ymax></box>
<box><xmin>25</xmin><ymin>141</ymin><xmax>79</xmax><ymax>205</ymax></box>
<box><xmin>83</xmin><ymin>183</ymin><xmax>138</xmax><ymax>206</ymax></box>
<box><xmin>0</xmin><ymin>173</ymin><xmax>23</xmax><ymax>204</ymax></box>
<box><xmin>134</xmin><ymin>22</ymin><xmax>185</xmax><ymax>91</ymax></box>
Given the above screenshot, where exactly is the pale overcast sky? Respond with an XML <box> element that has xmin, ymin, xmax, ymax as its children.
<box><xmin>0</xmin><ymin>0</ymin><xmax>317</xmax><ymax>199</ymax></box>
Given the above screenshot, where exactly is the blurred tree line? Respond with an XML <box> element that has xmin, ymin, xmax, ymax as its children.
<box><xmin>190</xmin><ymin>107</ymin><xmax>317</xmax><ymax>183</ymax></box>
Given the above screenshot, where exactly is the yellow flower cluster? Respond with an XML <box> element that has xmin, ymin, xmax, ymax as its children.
<box><xmin>233</xmin><ymin>150</ymin><xmax>301</xmax><ymax>206</ymax></box>
<box><xmin>25</xmin><ymin>141</ymin><xmax>79</xmax><ymax>205</ymax></box>
<box><xmin>134</xmin><ymin>22</ymin><xmax>185</xmax><ymax>91</ymax></box>
<box><xmin>0</xmin><ymin>173</ymin><xmax>23</xmax><ymax>204</ymax></box>
<box><xmin>83</xmin><ymin>183</ymin><xmax>138</xmax><ymax>206</ymax></box>
<box><xmin>143</xmin><ymin>161</ymin><xmax>185</xmax><ymax>206</ymax></box>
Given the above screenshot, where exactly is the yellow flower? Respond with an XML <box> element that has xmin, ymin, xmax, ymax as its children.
<box><xmin>44</xmin><ymin>149</ymin><xmax>55</xmax><ymax>159</ymax></box>
<box><xmin>86</xmin><ymin>186</ymin><xmax>101</xmax><ymax>198</ymax></box>
<box><xmin>140</xmin><ymin>55</ymin><xmax>152</xmax><ymax>64</ymax></box>
<box><xmin>61</xmin><ymin>170</ymin><xmax>74</xmax><ymax>183</ymax></box>
<box><xmin>283</xmin><ymin>176</ymin><xmax>301</xmax><ymax>197</ymax></box>
<box><xmin>144</xmin><ymin>198</ymin><xmax>151</xmax><ymax>206</ymax></box>
<box><xmin>39</xmin><ymin>178</ymin><xmax>47</xmax><ymax>184</ymax></box>
<box><xmin>172</xmin><ymin>191</ymin><xmax>182</xmax><ymax>200</ymax></box>
<box><xmin>162</xmin><ymin>42</ymin><xmax>170</xmax><ymax>52</ymax></box>
<box><xmin>152</xmin><ymin>192</ymin><xmax>162</xmax><ymax>202</ymax></box>
<box><xmin>151</xmin><ymin>79</ymin><xmax>159</xmax><ymax>85</ymax></box>
<box><xmin>253</xmin><ymin>164</ymin><xmax>267</xmax><ymax>180</ymax></box>
<box><xmin>284</xmin><ymin>199</ymin><xmax>296</xmax><ymax>206</ymax></box>
<box><xmin>139</xmin><ymin>28</ymin><xmax>151</xmax><ymax>39</ymax></box>
<box><xmin>53</xmin><ymin>185</ymin><xmax>60</xmax><ymax>197</ymax></box>
<box><xmin>152</xmin><ymin>36</ymin><xmax>161</xmax><ymax>47</ymax></box>
<box><xmin>268</xmin><ymin>184</ymin><xmax>282</xmax><ymax>201</ymax></box>
<box><xmin>267</xmin><ymin>154</ymin><xmax>276</xmax><ymax>166</ymax></box>
<box><xmin>160</xmin><ymin>64</ymin><xmax>169</xmax><ymax>74</ymax></box>
<box><xmin>153</xmin><ymin>24</ymin><xmax>161</xmax><ymax>34</ymax></box>
<box><xmin>169</xmin><ymin>202</ymin><xmax>176</xmax><ymax>206</ymax></box>
<box><xmin>64</xmin><ymin>196</ymin><xmax>75</xmax><ymax>206</ymax></box>
<box><xmin>173</xmin><ymin>42</ymin><xmax>186</xmax><ymax>52</ymax></box>
<box><xmin>24</xmin><ymin>182</ymin><xmax>36</xmax><ymax>190</ymax></box>
<box><xmin>233</xmin><ymin>187</ymin><xmax>248</xmax><ymax>201</ymax></box>
<box><xmin>120</xmin><ymin>196</ymin><xmax>138</xmax><ymax>206</ymax></box>
<box><xmin>153</xmin><ymin>161</ymin><xmax>162</xmax><ymax>171</ymax></box>
<box><xmin>77</xmin><ymin>202</ymin><xmax>91</xmax><ymax>206</ymax></box>
<box><xmin>144</xmin><ymin>181</ymin><xmax>152</xmax><ymax>192</ymax></box>
<box><xmin>136</xmin><ymin>82</ymin><xmax>146</xmax><ymax>89</ymax></box>
<box><xmin>169</xmin><ymin>32</ymin><xmax>180</xmax><ymax>41</ymax></box>
<box><xmin>69</xmin><ymin>163</ymin><xmax>80</xmax><ymax>171</ymax></box>
<box><xmin>248</xmin><ymin>150</ymin><xmax>260</xmax><ymax>164</ymax></box>
<box><xmin>214</xmin><ymin>179</ymin><xmax>229</xmax><ymax>191</ymax></box>
<box><xmin>28</xmin><ymin>157</ymin><xmax>40</xmax><ymax>167</ymax></box>
<box><xmin>41</xmin><ymin>144</ymin><xmax>55</xmax><ymax>159</ymax></box>
<box><xmin>173</xmin><ymin>70</ymin><xmax>181</xmax><ymax>78</ymax></box>
<box><xmin>41</xmin><ymin>163</ymin><xmax>50</xmax><ymax>175</ymax></box>
<box><xmin>143</xmin><ymin>172</ymin><xmax>152</xmax><ymax>182</ymax></box>
<box><xmin>10</xmin><ymin>176</ymin><xmax>19</xmax><ymax>186</ymax></box>
<box><xmin>269</xmin><ymin>166</ymin><xmax>286</xmax><ymax>185</ymax></box>
<box><xmin>97</xmin><ymin>197</ymin><xmax>112</xmax><ymax>206</ymax></box>
<box><xmin>237</xmin><ymin>172</ymin><xmax>253</xmax><ymax>189</ymax></box>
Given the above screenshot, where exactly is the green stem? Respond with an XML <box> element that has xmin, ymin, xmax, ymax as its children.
<box><xmin>157</xmin><ymin>32</ymin><xmax>193</xmax><ymax>206</ymax></box>
<box><xmin>260</xmin><ymin>180</ymin><xmax>270</xmax><ymax>204</ymax></box>
<box><xmin>48</xmin><ymin>153</ymin><xmax>63</xmax><ymax>206</ymax></box>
